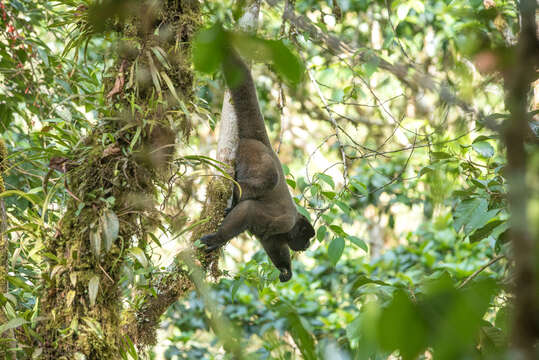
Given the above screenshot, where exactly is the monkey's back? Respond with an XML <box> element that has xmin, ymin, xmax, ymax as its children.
<box><xmin>235</xmin><ymin>138</ymin><xmax>297</xmax><ymax>237</ymax></box>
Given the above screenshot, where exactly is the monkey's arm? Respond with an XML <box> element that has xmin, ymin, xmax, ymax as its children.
<box><xmin>261</xmin><ymin>235</ymin><xmax>292</xmax><ymax>282</ymax></box>
<box><xmin>201</xmin><ymin>200</ymin><xmax>257</xmax><ymax>251</ymax></box>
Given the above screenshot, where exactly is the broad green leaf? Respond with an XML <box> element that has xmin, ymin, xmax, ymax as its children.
<box><xmin>377</xmin><ymin>290</ymin><xmax>427</xmax><ymax>360</ymax></box>
<box><xmin>286</xmin><ymin>178</ymin><xmax>296</xmax><ymax>188</ymax></box>
<box><xmin>277</xmin><ymin>302</ymin><xmax>316</xmax><ymax>360</ymax></box>
<box><xmin>328</xmin><ymin>237</ymin><xmax>345</xmax><ymax>265</ymax></box>
<box><xmin>350</xmin><ymin>178</ymin><xmax>368</xmax><ymax>195</ymax></box>
<box><xmin>267</xmin><ymin>40</ymin><xmax>304</xmax><ymax>85</ymax></box>
<box><xmin>453</xmin><ymin>198</ymin><xmax>487</xmax><ymax>234</ymax></box>
<box><xmin>321</xmin><ymin>190</ymin><xmax>336</xmax><ymax>199</ymax></box>
<box><xmin>465</xmin><ymin>208</ymin><xmax>500</xmax><ymax>236</ymax></box>
<box><xmin>192</xmin><ymin>24</ymin><xmax>226</xmax><ymax>73</ymax></box>
<box><xmin>364</xmin><ymin>57</ymin><xmax>379</xmax><ymax>78</ymax></box>
<box><xmin>88</xmin><ymin>275</ymin><xmax>99</xmax><ymax>307</ymax></box>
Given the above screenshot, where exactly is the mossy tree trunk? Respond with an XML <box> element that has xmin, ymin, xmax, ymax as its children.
<box><xmin>37</xmin><ymin>1</ymin><xmax>201</xmax><ymax>358</ymax></box>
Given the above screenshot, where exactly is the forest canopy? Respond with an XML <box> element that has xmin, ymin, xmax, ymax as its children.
<box><xmin>0</xmin><ymin>0</ymin><xmax>538</xmax><ymax>359</ymax></box>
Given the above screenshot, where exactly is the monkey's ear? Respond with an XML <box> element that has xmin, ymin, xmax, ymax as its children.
<box><xmin>287</xmin><ymin>215</ymin><xmax>315</xmax><ymax>251</ymax></box>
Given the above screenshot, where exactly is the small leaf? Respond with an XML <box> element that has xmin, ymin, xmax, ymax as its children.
<box><xmin>100</xmin><ymin>210</ymin><xmax>119</xmax><ymax>252</ymax></box>
<box><xmin>66</xmin><ymin>290</ymin><xmax>76</xmax><ymax>308</ymax></box>
<box><xmin>418</xmin><ymin>165</ymin><xmax>434</xmax><ymax>177</ymax></box>
<box><xmin>335</xmin><ymin>200</ymin><xmax>351</xmax><ymax>214</ymax></box>
<box><xmin>350</xmin><ymin>178</ymin><xmax>367</xmax><ymax>195</ymax></box>
<box><xmin>351</xmin><ymin>275</ymin><xmax>390</xmax><ymax>290</ymax></box>
<box><xmin>286</xmin><ymin>179</ymin><xmax>296</xmax><ymax>189</ymax></box>
<box><xmin>431</xmin><ymin>151</ymin><xmax>452</xmax><ymax>160</ymax></box>
<box><xmin>161</xmin><ymin>71</ymin><xmax>181</xmax><ymax>104</ymax></box>
<box><xmin>328</xmin><ymin>237</ymin><xmax>345</xmax><ymax>265</ymax></box>
<box><xmin>316</xmin><ymin>173</ymin><xmax>335</xmax><ymax>188</ymax></box>
<box><xmin>151</xmin><ymin>46</ymin><xmax>171</xmax><ymax>70</ymax></box>
<box><xmin>7</xmin><ymin>276</ymin><xmax>32</xmax><ymax>292</ymax></box>
<box><xmin>129</xmin><ymin>247</ymin><xmax>148</xmax><ymax>267</ymax></box>
<box><xmin>89</xmin><ymin>229</ymin><xmax>101</xmax><ymax>257</ymax></box>
<box><xmin>317</xmin><ymin>225</ymin><xmax>327</xmax><ymax>242</ymax></box>
<box><xmin>321</xmin><ymin>191</ymin><xmax>336</xmax><ymax>199</ymax></box>
<box><xmin>472</xmin><ymin>141</ymin><xmax>494</xmax><ymax>158</ymax></box>
<box><xmin>329</xmin><ymin>224</ymin><xmax>347</xmax><ymax>237</ymax></box>
<box><xmin>349</xmin><ymin>236</ymin><xmax>368</xmax><ymax>252</ymax></box>
<box><xmin>88</xmin><ymin>275</ymin><xmax>99</xmax><ymax>307</ymax></box>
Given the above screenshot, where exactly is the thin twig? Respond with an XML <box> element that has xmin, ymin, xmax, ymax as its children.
<box><xmin>457</xmin><ymin>255</ymin><xmax>505</xmax><ymax>289</ymax></box>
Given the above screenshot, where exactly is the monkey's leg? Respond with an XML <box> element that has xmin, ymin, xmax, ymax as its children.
<box><xmin>201</xmin><ymin>200</ymin><xmax>256</xmax><ymax>252</ymax></box>
<box><xmin>261</xmin><ymin>237</ymin><xmax>292</xmax><ymax>282</ymax></box>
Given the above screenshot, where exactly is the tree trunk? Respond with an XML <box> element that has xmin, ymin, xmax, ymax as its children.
<box><xmin>36</xmin><ymin>1</ymin><xmax>201</xmax><ymax>358</ymax></box>
<box><xmin>504</xmin><ymin>1</ymin><xmax>539</xmax><ymax>358</ymax></box>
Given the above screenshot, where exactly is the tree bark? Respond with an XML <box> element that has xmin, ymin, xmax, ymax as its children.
<box><xmin>504</xmin><ymin>1</ymin><xmax>539</xmax><ymax>358</ymax></box>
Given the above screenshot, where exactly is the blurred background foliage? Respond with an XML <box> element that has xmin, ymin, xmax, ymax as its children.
<box><xmin>0</xmin><ymin>0</ymin><xmax>537</xmax><ymax>359</ymax></box>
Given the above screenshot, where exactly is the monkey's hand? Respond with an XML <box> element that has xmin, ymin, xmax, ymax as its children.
<box><xmin>200</xmin><ymin>233</ymin><xmax>225</xmax><ymax>252</ymax></box>
<box><xmin>278</xmin><ymin>268</ymin><xmax>292</xmax><ymax>282</ymax></box>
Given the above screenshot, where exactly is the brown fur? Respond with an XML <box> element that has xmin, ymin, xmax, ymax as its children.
<box><xmin>201</xmin><ymin>48</ymin><xmax>314</xmax><ymax>282</ymax></box>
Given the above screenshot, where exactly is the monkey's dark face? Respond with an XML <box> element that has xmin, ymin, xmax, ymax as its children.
<box><xmin>286</xmin><ymin>214</ymin><xmax>315</xmax><ymax>251</ymax></box>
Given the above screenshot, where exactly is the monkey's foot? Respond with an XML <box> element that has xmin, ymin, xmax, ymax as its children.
<box><xmin>278</xmin><ymin>268</ymin><xmax>292</xmax><ymax>282</ymax></box>
<box><xmin>200</xmin><ymin>233</ymin><xmax>225</xmax><ymax>252</ymax></box>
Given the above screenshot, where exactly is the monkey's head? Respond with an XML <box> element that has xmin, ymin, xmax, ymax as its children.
<box><xmin>286</xmin><ymin>214</ymin><xmax>315</xmax><ymax>251</ymax></box>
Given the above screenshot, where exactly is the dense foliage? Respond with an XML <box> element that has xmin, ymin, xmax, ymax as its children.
<box><xmin>0</xmin><ymin>0</ymin><xmax>537</xmax><ymax>359</ymax></box>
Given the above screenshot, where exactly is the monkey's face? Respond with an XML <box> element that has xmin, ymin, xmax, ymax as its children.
<box><xmin>286</xmin><ymin>214</ymin><xmax>315</xmax><ymax>251</ymax></box>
